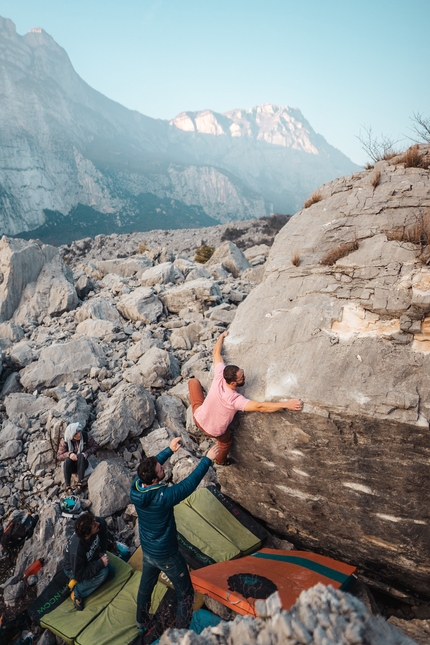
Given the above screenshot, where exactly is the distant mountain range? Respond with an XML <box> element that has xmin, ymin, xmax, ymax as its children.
<box><xmin>0</xmin><ymin>16</ymin><xmax>360</xmax><ymax>243</ymax></box>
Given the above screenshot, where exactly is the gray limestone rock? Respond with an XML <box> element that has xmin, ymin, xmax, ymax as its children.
<box><xmin>75</xmin><ymin>318</ymin><xmax>118</xmax><ymax>338</ymax></box>
<box><xmin>5</xmin><ymin>393</ymin><xmax>56</xmax><ymax>423</ymax></box>
<box><xmin>14</xmin><ymin>504</ymin><xmax>74</xmax><ymax>593</ymax></box>
<box><xmin>75</xmin><ymin>295</ymin><xmax>124</xmax><ymax>325</ymax></box>
<box><xmin>127</xmin><ymin>335</ymin><xmax>164</xmax><ymax>362</ymax></box>
<box><xmin>95</xmin><ymin>256</ymin><xmax>153</xmax><ymax>278</ymax></box>
<box><xmin>160</xmin><ymin>586</ymin><xmax>416</xmax><ymax>645</ymax></box>
<box><xmin>1</xmin><ymin>372</ymin><xmax>22</xmax><ymax>397</ymax></box>
<box><xmin>0</xmin><ymin>321</ymin><xmax>24</xmax><ymax>341</ymax></box>
<box><xmin>171</xmin><ymin>453</ymin><xmax>217</xmax><ymax>489</ymax></box>
<box><xmin>91</xmin><ymin>382</ymin><xmax>155</xmax><ymax>448</ymax></box>
<box><xmin>8</xmin><ymin>243</ymin><xmax>78</xmax><ymax>325</ymax></box>
<box><xmin>160</xmin><ymin>279</ymin><xmax>222</xmax><ymax>314</ymax></box>
<box><xmin>140</xmin><ymin>427</ymin><xmax>174</xmax><ymax>457</ymax></box>
<box><xmin>219</xmin><ymin>157</ymin><xmax>430</xmax><ymax>596</ymax></box>
<box><xmin>117</xmin><ymin>287</ymin><xmax>163</xmax><ymax>323</ymax></box>
<box><xmin>140</xmin><ymin>262</ymin><xmax>178</xmax><ymax>287</ymax></box>
<box><xmin>9</xmin><ymin>341</ymin><xmax>37</xmax><ymax>368</ymax></box>
<box><xmin>155</xmin><ymin>394</ymin><xmax>186</xmax><ymax>433</ymax></box>
<box><xmin>389</xmin><ymin>617</ymin><xmax>430</xmax><ymax>645</ymax></box>
<box><xmin>0</xmin><ymin>439</ymin><xmax>23</xmax><ymax>459</ymax></box>
<box><xmin>130</xmin><ymin>346</ymin><xmax>180</xmax><ymax>388</ymax></box>
<box><xmin>205</xmin><ymin>240</ymin><xmax>252</xmax><ymax>277</ymax></box>
<box><xmin>2</xmin><ymin>579</ymin><xmax>26</xmax><ymax>607</ymax></box>
<box><xmin>206</xmin><ymin>303</ymin><xmax>236</xmax><ymax>325</ymax></box>
<box><xmin>174</xmin><ymin>258</ymin><xmax>195</xmax><ymax>277</ymax></box>
<box><xmin>27</xmin><ymin>439</ymin><xmax>54</xmax><ymax>473</ymax></box>
<box><xmin>88</xmin><ymin>460</ymin><xmax>131</xmax><ymax>516</ymax></box>
<box><xmin>170</xmin><ymin>321</ymin><xmax>205</xmax><ymax>350</ymax></box>
<box><xmin>0</xmin><ymin>420</ymin><xmax>24</xmax><ymax>445</ymax></box>
<box><xmin>74</xmin><ymin>272</ymin><xmax>95</xmax><ymax>300</ymax></box>
<box><xmin>20</xmin><ymin>338</ymin><xmax>106</xmax><ymax>390</ymax></box>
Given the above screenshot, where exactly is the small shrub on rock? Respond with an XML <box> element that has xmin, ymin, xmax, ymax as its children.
<box><xmin>136</xmin><ymin>241</ymin><xmax>149</xmax><ymax>254</ymax></box>
<box><xmin>385</xmin><ymin>210</ymin><xmax>430</xmax><ymax>263</ymax></box>
<box><xmin>304</xmin><ymin>191</ymin><xmax>323</xmax><ymax>209</ymax></box>
<box><xmin>397</xmin><ymin>144</ymin><xmax>430</xmax><ymax>169</ymax></box>
<box><xmin>371</xmin><ymin>169</ymin><xmax>381</xmax><ymax>189</ymax></box>
<box><xmin>194</xmin><ymin>244</ymin><xmax>215</xmax><ymax>264</ymax></box>
<box><xmin>321</xmin><ymin>239</ymin><xmax>359</xmax><ymax>265</ymax></box>
<box><xmin>221</xmin><ymin>227</ymin><xmax>244</xmax><ymax>242</ymax></box>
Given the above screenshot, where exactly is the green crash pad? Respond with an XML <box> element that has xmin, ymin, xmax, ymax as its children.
<box><xmin>75</xmin><ymin>573</ymin><xmax>168</xmax><ymax>645</ymax></box>
<box><xmin>184</xmin><ymin>488</ymin><xmax>263</xmax><ymax>556</ymax></box>
<box><xmin>174</xmin><ymin>487</ymin><xmax>263</xmax><ymax>565</ymax></box>
<box><xmin>174</xmin><ymin>502</ymin><xmax>240</xmax><ymax>563</ymax></box>
<box><xmin>40</xmin><ymin>553</ymin><xmax>133</xmax><ymax>645</ymax></box>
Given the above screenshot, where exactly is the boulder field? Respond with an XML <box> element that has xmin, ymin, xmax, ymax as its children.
<box><xmin>0</xmin><ymin>152</ymin><xmax>430</xmax><ymax>641</ymax></box>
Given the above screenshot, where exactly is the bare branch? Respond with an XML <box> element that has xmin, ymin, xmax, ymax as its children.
<box><xmin>409</xmin><ymin>112</ymin><xmax>430</xmax><ymax>143</ymax></box>
<box><xmin>356</xmin><ymin>125</ymin><xmax>402</xmax><ymax>164</ymax></box>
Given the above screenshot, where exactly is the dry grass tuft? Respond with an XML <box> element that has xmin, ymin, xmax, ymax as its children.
<box><xmin>397</xmin><ymin>144</ymin><xmax>430</xmax><ymax>169</ymax></box>
<box><xmin>303</xmin><ymin>191</ymin><xmax>323</xmax><ymax>209</ymax></box>
<box><xmin>364</xmin><ymin>162</ymin><xmax>374</xmax><ymax>170</ymax></box>
<box><xmin>385</xmin><ymin>211</ymin><xmax>430</xmax><ymax>249</ymax></box>
<box><xmin>136</xmin><ymin>241</ymin><xmax>149</xmax><ymax>254</ymax></box>
<box><xmin>320</xmin><ymin>239</ymin><xmax>359</xmax><ymax>266</ymax></box>
<box><xmin>291</xmin><ymin>253</ymin><xmax>301</xmax><ymax>267</ymax></box>
<box><xmin>194</xmin><ymin>244</ymin><xmax>215</xmax><ymax>264</ymax></box>
<box><xmin>371</xmin><ymin>169</ymin><xmax>381</xmax><ymax>189</ymax></box>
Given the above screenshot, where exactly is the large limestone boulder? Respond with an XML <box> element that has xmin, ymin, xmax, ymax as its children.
<box><xmin>117</xmin><ymin>287</ymin><xmax>163</xmax><ymax>323</ymax></box>
<box><xmin>88</xmin><ymin>460</ymin><xmax>131</xmax><ymax>516</ymax></box>
<box><xmin>14</xmin><ymin>505</ymin><xmax>74</xmax><ymax>593</ymax></box>
<box><xmin>160</xmin><ymin>585</ymin><xmax>418</xmax><ymax>645</ymax></box>
<box><xmin>75</xmin><ymin>319</ymin><xmax>118</xmax><ymax>338</ymax></box>
<box><xmin>5</xmin><ymin>392</ymin><xmax>56</xmax><ymax>422</ymax></box>
<box><xmin>9</xmin><ymin>341</ymin><xmax>37</xmax><ymax>368</ymax></box>
<box><xmin>160</xmin><ymin>279</ymin><xmax>222</xmax><ymax>314</ymax></box>
<box><xmin>220</xmin><ymin>149</ymin><xmax>430</xmax><ymax>596</ymax></box>
<box><xmin>125</xmin><ymin>346</ymin><xmax>180</xmax><ymax>388</ymax></box>
<box><xmin>94</xmin><ymin>256</ymin><xmax>153</xmax><ymax>278</ymax></box>
<box><xmin>140</xmin><ymin>262</ymin><xmax>180</xmax><ymax>286</ymax></box>
<box><xmin>91</xmin><ymin>382</ymin><xmax>155</xmax><ymax>448</ymax></box>
<box><xmin>75</xmin><ymin>295</ymin><xmax>124</xmax><ymax>325</ymax></box>
<box><xmin>0</xmin><ymin>237</ymin><xmax>78</xmax><ymax>324</ymax></box>
<box><xmin>20</xmin><ymin>338</ymin><xmax>106</xmax><ymax>390</ymax></box>
<box><xmin>205</xmin><ymin>240</ymin><xmax>252</xmax><ymax>277</ymax></box>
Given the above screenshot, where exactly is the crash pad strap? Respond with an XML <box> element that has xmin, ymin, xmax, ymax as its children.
<box><xmin>251</xmin><ymin>553</ymin><xmax>351</xmax><ymax>586</ymax></box>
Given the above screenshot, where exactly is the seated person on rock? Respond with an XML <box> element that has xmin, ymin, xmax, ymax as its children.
<box><xmin>57</xmin><ymin>422</ymin><xmax>98</xmax><ymax>494</ymax></box>
<box><xmin>188</xmin><ymin>331</ymin><xmax>303</xmax><ymax>465</ymax></box>
<box><xmin>62</xmin><ymin>511</ymin><xmax>113</xmax><ymax>611</ymax></box>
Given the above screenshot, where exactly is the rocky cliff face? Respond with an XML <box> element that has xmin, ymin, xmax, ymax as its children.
<box><xmin>220</xmin><ymin>146</ymin><xmax>430</xmax><ymax>597</ymax></box>
<box><xmin>0</xmin><ymin>17</ymin><xmax>358</xmax><ymax>242</ymax></box>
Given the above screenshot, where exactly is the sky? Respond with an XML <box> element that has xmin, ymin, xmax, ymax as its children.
<box><xmin>0</xmin><ymin>0</ymin><xmax>428</xmax><ymax>165</ymax></box>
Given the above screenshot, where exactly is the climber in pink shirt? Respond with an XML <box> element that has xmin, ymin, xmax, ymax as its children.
<box><xmin>188</xmin><ymin>331</ymin><xmax>303</xmax><ymax>465</ymax></box>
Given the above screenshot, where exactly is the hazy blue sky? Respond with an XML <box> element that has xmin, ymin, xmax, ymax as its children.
<box><xmin>0</xmin><ymin>0</ymin><xmax>428</xmax><ymax>165</ymax></box>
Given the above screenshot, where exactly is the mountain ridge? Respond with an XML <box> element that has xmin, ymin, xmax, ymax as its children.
<box><xmin>0</xmin><ymin>16</ymin><xmax>360</xmax><ymax>242</ymax></box>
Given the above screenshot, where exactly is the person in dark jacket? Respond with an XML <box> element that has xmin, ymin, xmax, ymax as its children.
<box><xmin>130</xmin><ymin>437</ymin><xmax>219</xmax><ymax>634</ymax></box>
<box><xmin>57</xmin><ymin>422</ymin><xmax>98</xmax><ymax>493</ymax></box>
<box><xmin>62</xmin><ymin>511</ymin><xmax>113</xmax><ymax>611</ymax></box>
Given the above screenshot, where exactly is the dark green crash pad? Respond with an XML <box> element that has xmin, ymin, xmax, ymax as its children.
<box><xmin>75</xmin><ymin>573</ymin><xmax>168</xmax><ymax>645</ymax></box>
<box><xmin>174</xmin><ymin>487</ymin><xmax>264</xmax><ymax>567</ymax></box>
<box><xmin>40</xmin><ymin>553</ymin><xmax>133</xmax><ymax>645</ymax></box>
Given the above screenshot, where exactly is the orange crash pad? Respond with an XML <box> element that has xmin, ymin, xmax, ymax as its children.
<box><xmin>191</xmin><ymin>548</ymin><xmax>357</xmax><ymax>616</ymax></box>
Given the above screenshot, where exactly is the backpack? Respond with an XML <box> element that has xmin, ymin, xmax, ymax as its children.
<box><xmin>60</xmin><ymin>495</ymin><xmax>82</xmax><ymax>518</ymax></box>
<box><xmin>1</xmin><ymin>512</ymin><xmax>39</xmax><ymax>551</ymax></box>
